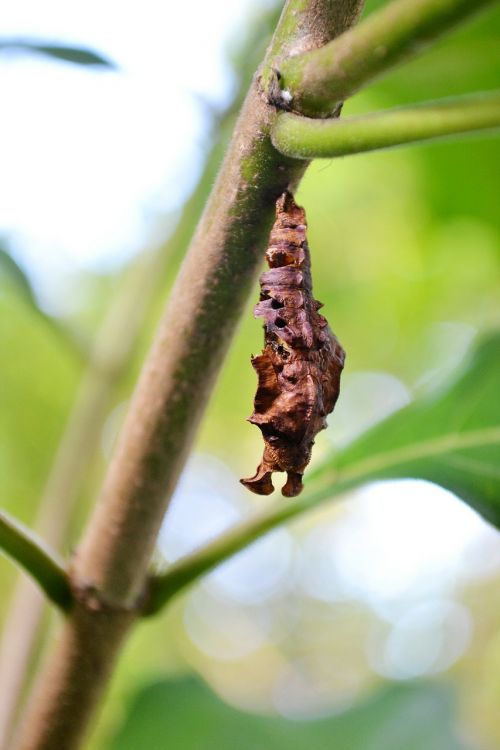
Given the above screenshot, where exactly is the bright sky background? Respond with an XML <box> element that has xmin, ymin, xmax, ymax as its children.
<box><xmin>0</xmin><ymin>0</ymin><xmax>270</xmax><ymax>296</ymax></box>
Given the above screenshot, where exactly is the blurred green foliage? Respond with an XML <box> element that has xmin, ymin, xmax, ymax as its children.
<box><xmin>311</xmin><ymin>333</ymin><xmax>500</xmax><ymax>526</ymax></box>
<box><xmin>109</xmin><ymin>676</ymin><xmax>467</xmax><ymax>750</ymax></box>
<box><xmin>0</xmin><ymin>286</ymin><xmax>79</xmax><ymax>526</ymax></box>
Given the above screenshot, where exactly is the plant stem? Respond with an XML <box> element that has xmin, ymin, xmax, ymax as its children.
<box><xmin>0</xmin><ymin>244</ymin><xmax>175</xmax><ymax>748</ymax></box>
<box><xmin>260</xmin><ymin>0</ymin><xmax>364</xmax><ymax>92</ymax></box>
<box><xmin>13</xmin><ymin>3</ymin><xmax>364</xmax><ymax>749</ymax></box>
<box><xmin>146</xmin><ymin>424</ymin><xmax>500</xmax><ymax>613</ymax></box>
<box><xmin>144</xmin><ymin>488</ymin><xmax>339</xmax><ymax>615</ymax></box>
<box><xmin>278</xmin><ymin>0</ymin><xmax>498</xmax><ymax>117</ymax></box>
<box><xmin>0</xmin><ymin>511</ymin><xmax>71</xmax><ymax>612</ymax></box>
<box><xmin>1</xmin><ymin>13</ymin><xmax>286</xmax><ymax>744</ymax></box>
<box><xmin>272</xmin><ymin>90</ymin><xmax>500</xmax><ymax>158</ymax></box>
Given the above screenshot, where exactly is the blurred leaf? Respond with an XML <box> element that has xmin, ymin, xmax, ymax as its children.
<box><xmin>0</xmin><ymin>246</ymin><xmax>40</xmax><ymax>311</ymax></box>
<box><xmin>107</xmin><ymin>676</ymin><xmax>467</xmax><ymax>750</ymax></box>
<box><xmin>312</xmin><ymin>333</ymin><xmax>500</xmax><ymax>527</ymax></box>
<box><xmin>0</xmin><ymin>290</ymin><xmax>79</xmax><ymax>518</ymax></box>
<box><xmin>0</xmin><ymin>245</ymin><xmax>88</xmax><ymax>363</ymax></box>
<box><xmin>0</xmin><ymin>39</ymin><xmax>116</xmax><ymax>68</ymax></box>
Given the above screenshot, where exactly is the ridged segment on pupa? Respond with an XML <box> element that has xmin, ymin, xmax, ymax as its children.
<box><xmin>240</xmin><ymin>191</ymin><xmax>345</xmax><ymax>498</ymax></box>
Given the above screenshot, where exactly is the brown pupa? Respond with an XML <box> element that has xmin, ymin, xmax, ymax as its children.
<box><xmin>240</xmin><ymin>191</ymin><xmax>345</xmax><ymax>498</ymax></box>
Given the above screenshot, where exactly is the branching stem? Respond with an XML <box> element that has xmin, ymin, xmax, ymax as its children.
<box><xmin>0</xmin><ymin>242</ymin><xmax>181</xmax><ymax>748</ymax></box>
<box><xmin>0</xmin><ymin>511</ymin><xmax>71</xmax><ymax>612</ymax></box>
<box><xmin>272</xmin><ymin>90</ymin><xmax>500</xmax><ymax>158</ymax></box>
<box><xmin>278</xmin><ymin>0</ymin><xmax>498</xmax><ymax>117</ymax></box>
<box><xmin>11</xmin><ymin>0</ymin><xmax>498</xmax><ymax>746</ymax></box>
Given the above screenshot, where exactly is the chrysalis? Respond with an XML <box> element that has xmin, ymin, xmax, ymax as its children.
<box><xmin>241</xmin><ymin>192</ymin><xmax>345</xmax><ymax>498</ymax></box>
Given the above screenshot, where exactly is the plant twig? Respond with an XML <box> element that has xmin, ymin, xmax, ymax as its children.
<box><xmin>1</xmin><ymin>13</ymin><xmax>294</xmax><ymax>744</ymax></box>
<box><xmin>0</xmin><ymin>245</ymin><xmax>173</xmax><ymax>747</ymax></box>
<box><xmin>278</xmin><ymin>0</ymin><xmax>498</xmax><ymax>117</ymax></box>
<box><xmin>145</xmin><ymin>475</ymin><xmax>353</xmax><ymax>616</ymax></box>
<box><xmin>14</xmin><ymin>3</ymin><xmax>365</xmax><ymax>749</ymax></box>
<box><xmin>272</xmin><ymin>90</ymin><xmax>500</xmax><ymax>158</ymax></box>
<box><xmin>0</xmin><ymin>511</ymin><xmax>71</xmax><ymax>612</ymax></box>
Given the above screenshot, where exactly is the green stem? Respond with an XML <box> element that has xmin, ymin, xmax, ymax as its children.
<box><xmin>0</xmin><ymin>511</ymin><xmax>71</xmax><ymax>612</ymax></box>
<box><xmin>260</xmin><ymin>0</ymin><xmax>364</xmax><ymax>92</ymax></box>
<box><xmin>145</xmin><ymin>477</ymin><xmax>351</xmax><ymax>615</ymax></box>
<box><xmin>272</xmin><ymin>90</ymin><xmax>500</xmax><ymax>158</ymax></box>
<box><xmin>278</xmin><ymin>0</ymin><xmax>498</xmax><ymax>117</ymax></box>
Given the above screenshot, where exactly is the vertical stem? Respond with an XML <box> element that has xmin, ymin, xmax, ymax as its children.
<box><xmin>0</xmin><ymin>22</ymin><xmax>266</xmax><ymax>736</ymax></box>
<box><xmin>0</xmin><ymin>512</ymin><xmax>70</xmax><ymax>609</ymax></box>
<box><xmin>13</xmin><ymin>3</ymin><xmax>364</xmax><ymax>748</ymax></box>
<box><xmin>12</xmin><ymin>605</ymin><xmax>136</xmax><ymax>750</ymax></box>
<box><xmin>0</xmin><ymin>245</ymin><xmax>168</xmax><ymax>747</ymax></box>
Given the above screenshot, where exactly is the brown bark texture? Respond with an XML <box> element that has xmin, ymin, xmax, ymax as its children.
<box><xmin>12</xmin><ymin>602</ymin><xmax>135</xmax><ymax>750</ymax></box>
<box><xmin>241</xmin><ymin>192</ymin><xmax>344</xmax><ymax>497</ymax></box>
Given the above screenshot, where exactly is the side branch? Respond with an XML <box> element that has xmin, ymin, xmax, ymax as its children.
<box><xmin>145</xmin><ymin>478</ymin><xmax>353</xmax><ymax>615</ymax></box>
<box><xmin>278</xmin><ymin>0</ymin><xmax>498</xmax><ymax>117</ymax></box>
<box><xmin>272</xmin><ymin>90</ymin><xmax>500</xmax><ymax>158</ymax></box>
<box><xmin>0</xmin><ymin>511</ymin><xmax>71</xmax><ymax>612</ymax></box>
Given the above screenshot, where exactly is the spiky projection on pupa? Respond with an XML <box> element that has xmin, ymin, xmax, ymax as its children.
<box><xmin>241</xmin><ymin>192</ymin><xmax>345</xmax><ymax>498</ymax></box>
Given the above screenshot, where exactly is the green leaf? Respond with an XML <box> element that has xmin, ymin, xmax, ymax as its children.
<box><xmin>312</xmin><ymin>333</ymin><xmax>500</xmax><ymax>527</ymax></box>
<box><xmin>0</xmin><ymin>246</ymin><xmax>40</xmax><ymax>311</ymax></box>
<box><xmin>0</xmin><ymin>290</ymin><xmax>79</xmax><ymax>523</ymax></box>
<box><xmin>0</xmin><ymin>245</ymin><xmax>88</xmax><ymax>363</ymax></box>
<box><xmin>0</xmin><ymin>509</ymin><xmax>71</xmax><ymax>611</ymax></box>
<box><xmin>107</xmin><ymin>676</ymin><xmax>467</xmax><ymax>750</ymax></box>
<box><xmin>0</xmin><ymin>39</ymin><xmax>116</xmax><ymax>68</ymax></box>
